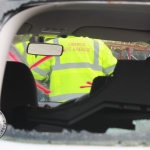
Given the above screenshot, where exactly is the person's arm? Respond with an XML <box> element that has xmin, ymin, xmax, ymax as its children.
<box><xmin>101</xmin><ymin>42</ymin><xmax>117</xmax><ymax>75</ymax></box>
<box><xmin>30</xmin><ymin>56</ymin><xmax>51</xmax><ymax>81</ymax></box>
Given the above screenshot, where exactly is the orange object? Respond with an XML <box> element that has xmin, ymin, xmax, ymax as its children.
<box><xmin>29</xmin><ymin>56</ymin><xmax>52</xmax><ymax>69</ymax></box>
<box><xmin>80</xmin><ymin>81</ymin><xmax>92</xmax><ymax>88</ymax></box>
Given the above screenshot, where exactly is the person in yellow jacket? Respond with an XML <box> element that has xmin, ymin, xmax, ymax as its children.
<box><xmin>31</xmin><ymin>36</ymin><xmax>117</xmax><ymax>102</ymax></box>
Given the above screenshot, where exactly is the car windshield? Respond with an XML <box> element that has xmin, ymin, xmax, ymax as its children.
<box><xmin>9</xmin><ymin>34</ymin><xmax>150</xmax><ymax>104</ymax></box>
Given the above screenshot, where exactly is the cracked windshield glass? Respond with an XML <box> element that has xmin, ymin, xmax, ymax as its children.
<box><xmin>9</xmin><ymin>34</ymin><xmax>150</xmax><ymax>104</ymax></box>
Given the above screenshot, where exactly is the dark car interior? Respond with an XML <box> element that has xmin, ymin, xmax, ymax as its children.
<box><xmin>1</xmin><ymin>2</ymin><xmax>150</xmax><ymax>133</ymax></box>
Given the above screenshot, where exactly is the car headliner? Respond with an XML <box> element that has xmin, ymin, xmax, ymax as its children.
<box><xmin>1</xmin><ymin>1</ymin><xmax>150</xmax><ymax>42</ymax></box>
<box><xmin>18</xmin><ymin>3</ymin><xmax>150</xmax><ymax>43</ymax></box>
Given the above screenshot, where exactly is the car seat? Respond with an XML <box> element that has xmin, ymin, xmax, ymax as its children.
<box><xmin>1</xmin><ymin>61</ymin><xmax>38</xmax><ymax>114</ymax></box>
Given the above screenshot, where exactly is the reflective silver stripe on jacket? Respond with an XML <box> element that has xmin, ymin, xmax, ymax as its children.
<box><xmin>10</xmin><ymin>44</ymin><xmax>28</xmax><ymax>65</ymax></box>
<box><xmin>49</xmin><ymin>93</ymin><xmax>86</xmax><ymax>102</ymax></box>
<box><xmin>12</xmin><ymin>42</ymin><xmax>28</xmax><ymax>65</ymax></box>
<box><xmin>22</xmin><ymin>42</ymin><xmax>27</xmax><ymax>60</ymax></box>
<box><xmin>103</xmin><ymin>65</ymin><xmax>116</xmax><ymax>75</ymax></box>
<box><xmin>32</xmin><ymin>67</ymin><xmax>49</xmax><ymax>76</ymax></box>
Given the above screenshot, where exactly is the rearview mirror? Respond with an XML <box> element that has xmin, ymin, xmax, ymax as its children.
<box><xmin>27</xmin><ymin>43</ymin><xmax>63</xmax><ymax>56</ymax></box>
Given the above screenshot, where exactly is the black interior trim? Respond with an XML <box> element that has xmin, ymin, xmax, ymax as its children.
<box><xmin>17</xmin><ymin>3</ymin><xmax>150</xmax><ymax>42</ymax></box>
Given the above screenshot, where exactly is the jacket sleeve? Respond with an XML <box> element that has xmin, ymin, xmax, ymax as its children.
<box><xmin>30</xmin><ymin>56</ymin><xmax>51</xmax><ymax>81</ymax></box>
<box><xmin>101</xmin><ymin>42</ymin><xmax>117</xmax><ymax>75</ymax></box>
<box><xmin>30</xmin><ymin>39</ymin><xmax>56</xmax><ymax>81</ymax></box>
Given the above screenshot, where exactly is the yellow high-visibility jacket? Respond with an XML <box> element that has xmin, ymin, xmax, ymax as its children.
<box><xmin>31</xmin><ymin>36</ymin><xmax>117</xmax><ymax>102</ymax></box>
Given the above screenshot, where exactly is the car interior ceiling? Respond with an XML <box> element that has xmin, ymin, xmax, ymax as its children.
<box><xmin>2</xmin><ymin>2</ymin><xmax>150</xmax><ymax>133</ymax></box>
<box><xmin>18</xmin><ymin>3</ymin><xmax>150</xmax><ymax>43</ymax></box>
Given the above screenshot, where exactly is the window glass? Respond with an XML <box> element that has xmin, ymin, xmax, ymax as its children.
<box><xmin>103</xmin><ymin>40</ymin><xmax>150</xmax><ymax>60</ymax></box>
<box><xmin>9</xmin><ymin>34</ymin><xmax>150</xmax><ymax>104</ymax></box>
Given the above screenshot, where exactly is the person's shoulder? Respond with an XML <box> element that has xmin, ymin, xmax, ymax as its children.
<box><xmin>93</xmin><ymin>38</ymin><xmax>104</xmax><ymax>44</ymax></box>
<box><xmin>83</xmin><ymin>37</ymin><xmax>104</xmax><ymax>43</ymax></box>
